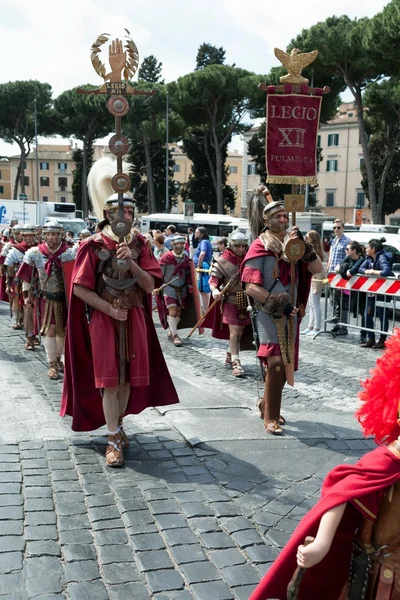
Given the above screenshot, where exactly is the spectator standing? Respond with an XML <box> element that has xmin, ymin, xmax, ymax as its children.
<box><xmin>359</xmin><ymin>238</ymin><xmax>392</xmax><ymax>349</ymax></box>
<box><xmin>336</xmin><ymin>241</ymin><xmax>366</xmax><ymax>341</ymax></box>
<box><xmin>164</xmin><ymin>224</ymin><xmax>177</xmax><ymax>250</ymax></box>
<box><xmin>193</xmin><ymin>226</ymin><xmax>213</xmax><ymax>311</ymax></box>
<box><xmin>301</xmin><ymin>230</ymin><xmax>325</xmax><ymax>336</ymax></box>
<box><xmin>326</xmin><ymin>220</ymin><xmax>351</xmax><ymax>324</ymax></box>
<box><xmin>153</xmin><ymin>234</ymin><xmax>169</xmax><ymax>262</ymax></box>
<box><xmin>217</xmin><ymin>237</ymin><xmax>228</xmax><ymax>256</ymax></box>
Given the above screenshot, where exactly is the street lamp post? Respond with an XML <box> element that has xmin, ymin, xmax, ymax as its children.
<box><xmin>34</xmin><ymin>97</ymin><xmax>39</xmax><ymax>202</ymax></box>
<box><xmin>165</xmin><ymin>91</ymin><xmax>169</xmax><ymax>213</ymax></box>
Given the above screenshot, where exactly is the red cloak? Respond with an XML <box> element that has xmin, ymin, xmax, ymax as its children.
<box><xmin>249</xmin><ymin>446</ymin><xmax>400</xmax><ymax>600</ymax></box>
<box><xmin>156</xmin><ymin>251</ymin><xmax>195</xmax><ymax>331</ymax></box>
<box><xmin>60</xmin><ymin>233</ymin><xmax>179</xmax><ymax>432</ymax></box>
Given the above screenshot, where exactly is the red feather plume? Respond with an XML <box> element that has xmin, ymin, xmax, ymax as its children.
<box><xmin>356</xmin><ymin>328</ymin><xmax>400</xmax><ymax>445</ymax></box>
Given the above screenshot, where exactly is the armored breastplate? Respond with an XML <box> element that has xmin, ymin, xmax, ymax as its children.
<box><xmin>39</xmin><ymin>265</ymin><xmax>65</xmax><ymax>297</ymax></box>
<box><xmin>213</xmin><ymin>257</ymin><xmax>241</xmax><ymax>293</ymax></box>
<box><xmin>95</xmin><ymin>239</ymin><xmax>143</xmax><ymax>309</ymax></box>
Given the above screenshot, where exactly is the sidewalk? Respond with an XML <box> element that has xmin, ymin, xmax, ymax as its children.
<box><xmin>0</xmin><ymin>302</ymin><xmax>379</xmax><ymax>599</ymax></box>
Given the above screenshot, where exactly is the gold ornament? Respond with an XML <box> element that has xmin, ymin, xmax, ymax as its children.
<box><xmin>274</xmin><ymin>48</ymin><xmax>319</xmax><ymax>85</ymax></box>
<box><xmin>90</xmin><ymin>29</ymin><xmax>139</xmax><ymax>94</ymax></box>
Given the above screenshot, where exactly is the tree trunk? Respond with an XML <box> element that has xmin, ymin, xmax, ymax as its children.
<box><xmin>377</xmin><ymin>129</ymin><xmax>400</xmax><ymax>221</ymax></box>
<box><xmin>210</xmin><ymin>126</ymin><xmax>224</xmax><ymax>214</ymax></box>
<box><xmin>143</xmin><ymin>135</ymin><xmax>156</xmax><ymax>213</ymax></box>
<box><xmin>82</xmin><ymin>138</ymin><xmax>89</xmax><ymax>219</ymax></box>
<box><xmin>13</xmin><ymin>162</ymin><xmax>21</xmax><ymax>200</ymax></box>
<box><xmin>19</xmin><ymin>147</ymin><xmax>26</xmax><ymax>195</ymax></box>
<box><xmin>203</xmin><ymin>132</ymin><xmax>218</xmax><ymax>196</ymax></box>
<box><xmin>352</xmin><ymin>88</ymin><xmax>378</xmax><ymax>222</ymax></box>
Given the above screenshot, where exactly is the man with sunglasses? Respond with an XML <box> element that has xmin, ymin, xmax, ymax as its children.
<box><xmin>327</xmin><ymin>219</ymin><xmax>351</xmax><ymax>333</ymax></box>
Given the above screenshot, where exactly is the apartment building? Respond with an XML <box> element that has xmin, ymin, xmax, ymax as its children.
<box><xmin>0</xmin><ymin>159</ymin><xmax>12</xmax><ymax>200</ymax></box>
<box><xmin>8</xmin><ymin>144</ymin><xmax>75</xmax><ymax>203</ymax></box>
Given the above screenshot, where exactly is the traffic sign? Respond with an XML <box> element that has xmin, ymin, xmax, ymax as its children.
<box><xmin>19</xmin><ymin>193</ymin><xmax>28</xmax><ymax>201</ymax></box>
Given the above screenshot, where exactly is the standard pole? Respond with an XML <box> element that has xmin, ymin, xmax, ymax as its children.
<box><xmin>34</xmin><ymin>97</ymin><xmax>39</xmax><ymax>202</ymax></box>
<box><xmin>165</xmin><ymin>91</ymin><xmax>169</xmax><ymax>213</ymax></box>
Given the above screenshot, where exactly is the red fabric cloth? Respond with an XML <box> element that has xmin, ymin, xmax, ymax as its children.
<box><xmin>12</xmin><ymin>241</ymin><xmax>30</xmax><ymax>253</ymax></box>
<box><xmin>159</xmin><ymin>251</ymin><xmax>190</xmax><ymax>278</ymax></box>
<box><xmin>0</xmin><ymin>273</ymin><xmax>8</xmax><ymax>302</ymax></box>
<box><xmin>60</xmin><ymin>233</ymin><xmax>179</xmax><ymax>431</ymax></box>
<box><xmin>16</xmin><ymin>262</ymin><xmax>33</xmax><ymax>283</ymax></box>
<box><xmin>38</xmin><ymin>242</ymin><xmax>69</xmax><ymax>277</ymax></box>
<box><xmin>249</xmin><ymin>446</ymin><xmax>400</xmax><ymax>600</ymax></box>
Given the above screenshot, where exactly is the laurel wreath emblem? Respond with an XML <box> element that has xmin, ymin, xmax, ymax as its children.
<box><xmin>90</xmin><ymin>29</ymin><xmax>139</xmax><ymax>82</ymax></box>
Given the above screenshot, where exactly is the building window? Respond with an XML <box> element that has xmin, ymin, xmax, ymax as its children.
<box><xmin>24</xmin><ymin>176</ymin><xmax>29</xmax><ymax>186</ymax></box>
<box><xmin>229</xmin><ymin>165</ymin><xmax>238</xmax><ymax>174</ymax></box>
<box><xmin>247</xmin><ymin>164</ymin><xmax>257</xmax><ymax>175</ymax></box>
<box><xmin>326</xmin><ymin>160</ymin><xmax>338</xmax><ymax>172</ymax></box>
<box><xmin>60</xmin><ymin>196</ymin><xmax>67</xmax><ymax>203</ymax></box>
<box><xmin>40</xmin><ymin>176</ymin><xmax>49</xmax><ymax>187</ymax></box>
<box><xmin>0</xmin><ymin>186</ymin><xmax>3</xmax><ymax>194</ymax></box>
<box><xmin>58</xmin><ymin>177</ymin><xmax>67</xmax><ymax>191</ymax></box>
<box><xmin>42</xmin><ymin>196</ymin><xmax>48</xmax><ymax>202</ymax></box>
<box><xmin>356</xmin><ymin>191</ymin><xmax>365</xmax><ymax>208</ymax></box>
<box><xmin>348</xmin><ymin>112</ymin><xmax>353</xmax><ymax>117</ymax></box>
<box><xmin>0</xmin><ymin>171</ymin><xmax>2</xmax><ymax>179</ymax></box>
<box><xmin>173</xmin><ymin>164</ymin><xmax>180</xmax><ymax>172</ymax></box>
<box><xmin>327</xmin><ymin>133</ymin><xmax>339</xmax><ymax>147</ymax></box>
<box><xmin>359</xmin><ymin>157</ymin><xmax>365</xmax><ymax>170</ymax></box>
<box><xmin>58</xmin><ymin>162</ymin><xmax>67</xmax><ymax>173</ymax></box>
<box><xmin>326</xmin><ymin>191</ymin><xmax>335</xmax><ymax>207</ymax></box>
<box><xmin>317</xmin><ymin>135</ymin><xmax>321</xmax><ymax>147</ymax></box>
<box><xmin>358</xmin><ymin>133</ymin><xmax>371</xmax><ymax>145</ymax></box>
<box><xmin>40</xmin><ymin>162</ymin><xmax>49</xmax><ymax>170</ymax></box>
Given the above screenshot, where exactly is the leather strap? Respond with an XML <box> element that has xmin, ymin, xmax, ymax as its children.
<box><xmin>376</xmin><ymin>565</ymin><xmax>394</xmax><ymax>599</ymax></box>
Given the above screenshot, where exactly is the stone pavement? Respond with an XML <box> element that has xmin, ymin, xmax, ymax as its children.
<box><xmin>0</xmin><ymin>301</ymin><xmax>382</xmax><ymax>599</ymax></box>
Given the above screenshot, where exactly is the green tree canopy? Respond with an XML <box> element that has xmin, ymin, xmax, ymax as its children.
<box><xmin>54</xmin><ymin>85</ymin><xmax>111</xmax><ymax>216</ymax></box>
<box><xmin>0</xmin><ymin>80</ymin><xmax>55</xmax><ymax>198</ymax></box>
<box><xmin>195</xmin><ymin>43</ymin><xmax>226</xmax><ymax>70</ymax></box>
<box><xmin>169</xmin><ymin>65</ymin><xmax>259</xmax><ymax>213</ymax></box>
<box><xmin>138</xmin><ymin>55</ymin><xmax>164</xmax><ymax>83</ymax></box>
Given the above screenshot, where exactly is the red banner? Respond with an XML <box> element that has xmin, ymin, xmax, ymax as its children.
<box><xmin>265</xmin><ymin>93</ymin><xmax>322</xmax><ymax>185</ymax></box>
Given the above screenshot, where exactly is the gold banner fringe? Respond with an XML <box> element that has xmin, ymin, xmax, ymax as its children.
<box><xmin>266</xmin><ymin>175</ymin><xmax>318</xmax><ymax>185</ymax></box>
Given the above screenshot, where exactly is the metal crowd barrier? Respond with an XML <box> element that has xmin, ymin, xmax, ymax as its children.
<box><xmin>316</xmin><ymin>272</ymin><xmax>400</xmax><ymax>339</ymax></box>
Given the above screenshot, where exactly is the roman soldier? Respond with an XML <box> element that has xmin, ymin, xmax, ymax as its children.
<box><xmin>156</xmin><ymin>234</ymin><xmax>193</xmax><ymax>347</ymax></box>
<box><xmin>0</xmin><ymin>229</ymin><xmax>11</xmax><ymax>303</ymax></box>
<box><xmin>17</xmin><ymin>221</ymin><xmax>76</xmax><ymax>375</ymax></box>
<box><xmin>4</xmin><ymin>223</ymin><xmax>36</xmax><ymax>331</ymax></box>
<box><xmin>241</xmin><ymin>187</ymin><xmax>322</xmax><ymax>435</ymax></box>
<box><xmin>207</xmin><ymin>231</ymin><xmax>252</xmax><ymax>376</ymax></box>
<box><xmin>78</xmin><ymin>229</ymin><xmax>92</xmax><ymax>243</ymax></box>
<box><xmin>250</xmin><ymin>328</ymin><xmax>400</xmax><ymax>600</ymax></box>
<box><xmin>60</xmin><ymin>157</ymin><xmax>179</xmax><ymax>468</ymax></box>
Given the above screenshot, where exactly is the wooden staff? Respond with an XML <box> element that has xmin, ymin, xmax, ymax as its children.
<box><xmin>152</xmin><ymin>275</ymin><xmax>181</xmax><ymax>295</ymax></box>
<box><xmin>287</xmin><ymin>536</ymin><xmax>314</xmax><ymax>600</ymax></box>
<box><xmin>186</xmin><ymin>274</ymin><xmax>238</xmax><ymax>339</ymax></box>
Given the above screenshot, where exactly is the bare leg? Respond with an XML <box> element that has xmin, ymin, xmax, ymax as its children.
<box><xmin>118</xmin><ymin>383</ymin><xmax>131</xmax><ymax>449</ymax></box>
<box><xmin>103</xmin><ymin>386</ymin><xmax>120</xmax><ymax>433</ymax></box>
<box><xmin>44</xmin><ymin>325</ymin><xmax>58</xmax><ymax>380</ymax></box>
<box><xmin>262</xmin><ymin>355</ymin><xmax>286</xmax><ymax>434</ymax></box>
<box><xmin>230</xmin><ymin>324</ymin><xmax>245</xmax><ymax>376</ymax></box>
<box><xmin>200</xmin><ymin>292</ymin><xmax>210</xmax><ymax>313</ymax></box>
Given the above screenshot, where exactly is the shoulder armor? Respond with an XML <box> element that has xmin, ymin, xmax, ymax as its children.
<box><xmin>24</xmin><ymin>247</ymin><xmax>45</xmax><ymax>268</ymax></box>
<box><xmin>61</xmin><ymin>246</ymin><xmax>77</xmax><ymax>262</ymax></box>
<box><xmin>4</xmin><ymin>246</ymin><xmax>23</xmax><ymax>266</ymax></box>
<box><xmin>0</xmin><ymin>242</ymin><xmax>12</xmax><ymax>257</ymax></box>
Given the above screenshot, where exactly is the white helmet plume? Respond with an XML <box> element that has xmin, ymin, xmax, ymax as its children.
<box><xmin>87</xmin><ymin>156</ymin><xmax>133</xmax><ymax>221</ymax></box>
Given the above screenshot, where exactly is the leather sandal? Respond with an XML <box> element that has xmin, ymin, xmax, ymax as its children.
<box><xmin>32</xmin><ymin>336</ymin><xmax>40</xmax><ymax>346</ymax></box>
<box><xmin>118</xmin><ymin>416</ymin><xmax>129</xmax><ymax>449</ymax></box>
<box><xmin>48</xmin><ymin>361</ymin><xmax>59</xmax><ymax>380</ymax></box>
<box><xmin>172</xmin><ymin>334</ymin><xmax>182</xmax><ymax>347</ymax></box>
<box><xmin>56</xmin><ymin>357</ymin><xmax>64</xmax><ymax>373</ymax></box>
<box><xmin>225</xmin><ymin>352</ymin><xmax>232</xmax><ymax>365</ymax></box>
<box><xmin>24</xmin><ymin>337</ymin><xmax>35</xmax><ymax>351</ymax></box>
<box><xmin>105</xmin><ymin>433</ymin><xmax>124</xmax><ymax>467</ymax></box>
<box><xmin>257</xmin><ymin>398</ymin><xmax>286</xmax><ymax>425</ymax></box>
<box><xmin>264</xmin><ymin>419</ymin><xmax>283</xmax><ymax>435</ymax></box>
<box><xmin>232</xmin><ymin>359</ymin><xmax>244</xmax><ymax>377</ymax></box>
<box><xmin>13</xmin><ymin>323</ymin><xmax>23</xmax><ymax>330</ymax></box>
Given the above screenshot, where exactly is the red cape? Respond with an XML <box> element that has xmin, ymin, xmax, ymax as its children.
<box><xmin>60</xmin><ymin>234</ymin><xmax>179</xmax><ymax>432</ymax></box>
<box><xmin>250</xmin><ymin>446</ymin><xmax>400</xmax><ymax>600</ymax></box>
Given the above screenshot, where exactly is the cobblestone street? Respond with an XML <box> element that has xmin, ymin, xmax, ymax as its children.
<box><xmin>0</xmin><ymin>301</ymin><xmax>381</xmax><ymax>600</ymax></box>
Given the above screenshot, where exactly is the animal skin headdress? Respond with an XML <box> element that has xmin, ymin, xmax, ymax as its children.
<box><xmin>357</xmin><ymin>328</ymin><xmax>400</xmax><ymax>444</ymax></box>
<box><xmin>87</xmin><ymin>156</ymin><xmax>134</xmax><ymax>221</ymax></box>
